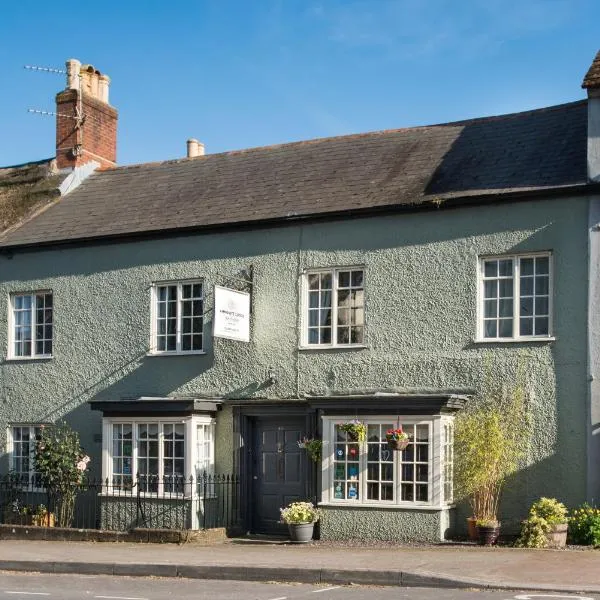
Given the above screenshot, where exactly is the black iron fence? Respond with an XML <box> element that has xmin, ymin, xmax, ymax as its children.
<box><xmin>0</xmin><ymin>474</ymin><xmax>240</xmax><ymax>533</ymax></box>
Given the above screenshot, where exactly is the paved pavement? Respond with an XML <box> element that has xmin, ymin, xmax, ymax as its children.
<box><xmin>0</xmin><ymin>539</ymin><xmax>598</xmax><ymax>593</ymax></box>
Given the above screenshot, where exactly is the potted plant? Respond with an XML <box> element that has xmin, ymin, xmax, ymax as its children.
<box><xmin>476</xmin><ymin>518</ymin><xmax>501</xmax><ymax>546</ymax></box>
<box><xmin>32</xmin><ymin>504</ymin><xmax>55</xmax><ymax>527</ymax></box>
<box><xmin>297</xmin><ymin>437</ymin><xmax>323</xmax><ymax>462</ymax></box>
<box><xmin>385</xmin><ymin>427</ymin><xmax>410</xmax><ymax>451</ymax></box>
<box><xmin>516</xmin><ymin>497</ymin><xmax>568</xmax><ymax>548</ymax></box>
<box><xmin>454</xmin><ymin>357</ymin><xmax>532</xmax><ymax>544</ymax></box>
<box><xmin>280</xmin><ymin>501</ymin><xmax>321</xmax><ymax>543</ymax></box>
<box><xmin>339</xmin><ymin>420</ymin><xmax>367</xmax><ymax>442</ymax></box>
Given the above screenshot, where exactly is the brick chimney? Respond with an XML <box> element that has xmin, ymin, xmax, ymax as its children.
<box><xmin>55</xmin><ymin>59</ymin><xmax>117</xmax><ymax>170</ymax></box>
<box><xmin>583</xmin><ymin>50</ymin><xmax>600</xmax><ymax>182</ymax></box>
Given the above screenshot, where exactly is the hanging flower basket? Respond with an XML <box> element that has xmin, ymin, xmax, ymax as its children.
<box><xmin>339</xmin><ymin>420</ymin><xmax>367</xmax><ymax>442</ymax></box>
<box><xmin>387</xmin><ymin>438</ymin><xmax>410</xmax><ymax>451</ymax></box>
<box><xmin>297</xmin><ymin>437</ymin><xmax>322</xmax><ymax>462</ymax></box>
<box><xmin>386</xmin><ymin>428</ymin><xmax>410</xmax><ymax>451</ymax></box>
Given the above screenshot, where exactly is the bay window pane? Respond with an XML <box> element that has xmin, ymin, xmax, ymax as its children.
<box><xmin>484</xmin><ymin>261</ymin><xmax>497</xmax><ymax>277</ymax></box>
<box><xmin>520</xmin><ymin>317</ymin><xmax>533</xmax><ymax>336</ymax></box>
<box><xmin>499</xmin><ymin>318</ymin><xmax>513</xmax><ymax>337</ymax></box>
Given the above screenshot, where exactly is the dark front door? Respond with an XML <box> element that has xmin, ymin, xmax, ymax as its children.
<box><xmin>251</xmin><ymin>417</ymin><xmax>306</xmax><ymax>534</ymax></box>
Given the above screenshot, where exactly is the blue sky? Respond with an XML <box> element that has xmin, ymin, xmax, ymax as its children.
<box><xmin>1</xmin><ymin>0</ymin><xmax>598</xmax><ymax>167</ymax></box>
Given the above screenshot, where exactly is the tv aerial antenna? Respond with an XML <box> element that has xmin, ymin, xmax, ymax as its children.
<box><xmin>24</xmin><ymin>63</ymin><xmax>86</xmax><ymax>160</ymax></box>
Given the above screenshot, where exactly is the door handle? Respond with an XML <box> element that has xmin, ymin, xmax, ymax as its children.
<box><xmin>253</xmin><ymin>475</ymin><xmax>258</xmax><ymax>480</ymax></box>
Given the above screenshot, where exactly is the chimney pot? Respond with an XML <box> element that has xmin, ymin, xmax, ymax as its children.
<box><xmin>187</xmin><ymin>138</ymin><xmax>205</xmax><ymax>158</ymax></box>
<box><xmin>65</xmin><ymin>59</ymin><xmax>81</xmax><ymax>91</ymax></box>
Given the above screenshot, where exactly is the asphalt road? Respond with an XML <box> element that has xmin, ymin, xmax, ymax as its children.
<box><xmin>0</xmin><ymin>573</ymin><xmax>598</xmax><ymax>600</ymax></box>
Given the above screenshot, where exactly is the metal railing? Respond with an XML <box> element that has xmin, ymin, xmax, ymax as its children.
<box><xmin>0</xmin><ymin>474</ymin><xmax>240</xmax><ymax>532</ymax></box>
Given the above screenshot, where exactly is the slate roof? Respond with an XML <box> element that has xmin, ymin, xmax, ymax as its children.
<box><xmin>0</xmin><ymin>100</ymin><xmax>588</xmax><ymax>249</ymax></box>
<box><xmin>0</xmin><ymin>159</ymin><xmax>67</xmax><ymax>237</ymax></box>
<box><xmin>583</xmin><ymin>50</ymin><xmax>600</xmax><ymax>89</ymax></box>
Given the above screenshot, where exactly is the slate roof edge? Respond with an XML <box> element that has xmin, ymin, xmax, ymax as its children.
<box><xmin>1</xmin><ymin>181</ymin><xmax>598</xmax><ymax>255</ymax></box>
<box><xmin>91</xmin><ymin>99</ymin><xmax>588</xmax><ymax>172</ymax></box>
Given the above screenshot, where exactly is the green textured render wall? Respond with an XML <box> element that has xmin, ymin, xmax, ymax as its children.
<box><xmin>0</xmin><ymin>196</ymin><xmax>590</xmax><ymax>538</ymax></box>
<box><xmin>320</xmin><ymin>506</ymin><xmax>450</xmax><ymax>542</ymax></box>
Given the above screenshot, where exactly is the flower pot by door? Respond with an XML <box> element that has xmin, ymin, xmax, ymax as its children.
<box><xmin>387</xmin><ymin>439</ymin><xmax>410</xmax><ymax>451</ymax></box>
<box><xmin>545</xmin><ymin>523</ymin><xmax>568</xmax><ymax>548</ymax></box>
<box><xmin>288</xmin><ymin>522</ymin><xmax>315</xmax><ymax>543</ymax></box>
<box><xmin>467</xmin><ymin>517</ymin><xmax>478</xmax><ymax>541</ymax></box>
<box><xmin>477</xmin><ymin>525</ymin><xmax>500</xmax><ymax>546</ymax></box>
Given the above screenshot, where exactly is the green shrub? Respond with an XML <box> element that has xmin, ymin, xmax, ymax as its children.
<box><xmin>569</xmin><ymin>504</ymin><xmax>600</xmax><ymax>546</ymax></box>
<box><xmin>515</xmin><ymin>498</ymin><xmax>567</xmax><ymax>548</ymax></box>
<box><xmin>515</xmin><ymin>515</ymin><xmax>550</xmax><ymax>548</ymax></box>
<box><xmin>529</xmin><ymin>497</ymin><xmax>568</xmax><ymax>525</ymax></box>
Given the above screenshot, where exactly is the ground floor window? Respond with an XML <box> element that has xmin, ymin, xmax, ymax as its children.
<box><xmin>102</xmin><ymin>416</ymin><xmax>215</xmax><ymax>496</ymax></box>
<box><xmin>8</xmin><ymin>424</ymin><xmax>43</xmax><ymax>486</ymax></box>
<box><xmin>322</xmin><ymin>416</ymin><xmax>454</xmax><ymax>508</ymax></box>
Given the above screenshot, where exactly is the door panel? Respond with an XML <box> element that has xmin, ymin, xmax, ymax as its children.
<box><xmin>252</xmin><ymin>417</ymin><xmax>306</xmax><ymax>534</ymax></box>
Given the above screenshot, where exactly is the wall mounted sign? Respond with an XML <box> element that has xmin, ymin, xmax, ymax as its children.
<box><xmin>213</xmin><ymin>286</ymin><xmax>251</xmax><ymax>342</ymax></box>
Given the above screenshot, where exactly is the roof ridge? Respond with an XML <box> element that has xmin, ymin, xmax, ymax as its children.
<box><xmin>99</xmin><ymin>100</ymin><xmax>586</xmax><ymax>173</ymax></box>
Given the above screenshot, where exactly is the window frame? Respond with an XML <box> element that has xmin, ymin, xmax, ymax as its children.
<box><xmin>477</xmin><ymin>252</ymin><xmax>554</xmax><ymax>342</ymax></box>
<box><xmin>101</xmin><ymin>415</ymin><xmax>215</xmax><ymax>498</ymax></box>
<box><xmin>7</xmin><ymin>424</ymin><xmax>45</xmax><ymax>489</ymax></box>
<box><xmin>149</xmin><ymin>279</ymin><xmax>205</xmax><ymax>355</ymax></box>
<box><xmin>7</xmin><ymin>291</ymin><xmax>54</xmax><ymax>360</ymax></box>
<box><xmin>301</xmin><ymin>266</ymin><xmax>366</xmax><ymax>349</ymax></box>
<box><xmin>320</xmin><ymin>415</ymin><xmax>454</xmax><ymax>509</ymax></box>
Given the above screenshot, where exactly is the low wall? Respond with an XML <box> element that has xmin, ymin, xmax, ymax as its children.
<box><xmin>319</xmin><ymin>506</ymin><xmax>454</xmax><ymax>542</ymax></box>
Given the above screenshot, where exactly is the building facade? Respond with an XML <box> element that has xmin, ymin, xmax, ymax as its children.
<box><xmin>1</xmin><ymin>53</ymin><xmax>600</xmax><ymax>541</ymax></box>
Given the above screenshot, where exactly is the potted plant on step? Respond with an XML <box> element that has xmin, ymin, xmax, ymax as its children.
<box><xmin>280</xmin><ymin>501</ymin><xmax>321</xmax><ymax>543</ymax></box>
<box><xmin>339</xmin><ymin>420</ymin><xmax>367</xmax><ymax>442</ymax></box>
<box><xmin>454</xmin><ymin>355</ymin><xmax>532</xmax><ymax>545</ymax></box>
<box><xmin>385</xmin><ymin>427</ymin><xmax>410</xmax><ymax>451</ymax></box>
<box><xmin>516</xmin><ymin>497</ymin><xmax>569</xmax><ymax>548</ymax></box>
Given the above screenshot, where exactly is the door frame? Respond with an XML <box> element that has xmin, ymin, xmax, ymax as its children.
<box><xmin>233</xmin><ymin>403</ymin><xmax>317</xmax><ymax>534</ymax></box>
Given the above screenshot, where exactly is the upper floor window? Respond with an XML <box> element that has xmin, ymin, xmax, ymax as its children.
<box><xmin>9</xmin><ymin>292</ymin><xmax>53</xmax><ymax>358</ymax></box>
<box><xmin>303</xmin><ymin>268</ymin><xmax>365</xmax><ymax>347</ymax></box>
<box><xmin>479</xmin><ymin>253</ymin><xmax>552</xmax><ymax>341</ymax></box>
<box><xmin>150</xmin><ymin>281</ymin><xmax>204</xmax><ymax>354</ymax></box>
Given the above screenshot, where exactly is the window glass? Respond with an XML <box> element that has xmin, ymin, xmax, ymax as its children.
<box><xmin>11</xmin><ymin>425</ymin><xmax>43</xmax><ymax>485</ymax></box>
<box><xmin>327</xmin><ymin>419</ymin><xmax>434</xmax><ymax>507</ymax></box>
<box><xmin>481</xmin><ymin>254</ymin><xmax>552</xmax><ymax>340</ymax></box>
<box><xmin>12</xmin><ymin>293</ymin><xmax>53</xmax><ymax>358</ymax></box>
<box><xmin>153</xmin><ymin>281</ymin><xmax>203</xmax><ymax>353</ymax></box>
<box><xmin>306</xmin><ymin>268</ymin><xmax>364</xmax><ymax>346</ymax></box>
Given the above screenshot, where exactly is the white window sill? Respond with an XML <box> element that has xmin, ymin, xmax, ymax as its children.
<box><xmin>318</xmin><ymin>501</ymin><xmax>454</xmax><ymax>512</ymax></box>
<box><xmin>146</xmin><ymin>350</ymin><xmax>207</xmax><ymax>357</ymax></box>
<box><xmin>473</xmin><ymin>336</ymin><xmax>555</xmax><ymax>344</ymax></box>
<box><xmin>5</xmin><ymin>355</ymin><xmax>53</xmax><ymax>362</ymax></box>
<box><xmin>298</xmin><ymin>344</ymin><xmax>369</xmax><ymax>351</ymax></box>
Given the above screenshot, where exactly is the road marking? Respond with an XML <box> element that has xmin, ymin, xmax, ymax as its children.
<box><xmin>514</xmin><ymin>596</ymin><xmax>594</xmax><ymax>600</ymax></box>
<box><xmin>312</xmin><ymin>587</ymin><xmax>342</xmax><ymax>593</ymax></box>
<box><xmin>265</xmin><ymin>597</ymin><xmax>287</xmax><ymax>600</ymax></box>
<box><xmin>4</xmin><ymin>594</ymin><xmax>51</xmax><ymax>597</ymax></box>
<box><xmin>94</xmin><ymin>597</ymin><xmax>148</xmax><ymax>600</ymax></box>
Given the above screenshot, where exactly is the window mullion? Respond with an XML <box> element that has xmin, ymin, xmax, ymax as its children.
<box><xmin>514</xmin><ymin>257</ymin><xmax>520</xmax><ymax>338</ymax></box>
<box><xmin>176</xmin><ymin>285</ymin><xmax>182</xmax><ymax>353</ymax></box>
<box><xmin>332</xmin><ymin>270</ymin><xmax>338</xmax><ymax>346</ymax></box>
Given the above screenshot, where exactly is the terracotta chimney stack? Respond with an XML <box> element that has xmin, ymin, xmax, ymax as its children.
<box><xmin>55</xmin><ymin>59</ymin><xmax>118</xmax><ymax>170</ymax></box>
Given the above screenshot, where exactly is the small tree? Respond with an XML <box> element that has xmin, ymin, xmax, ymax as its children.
<box><xmin>35</xmin><ymin>422</ymin><xmax>90</xmax><ymax>527</ymax></box>
<box><xmin>454</xmin><ymin>355</ymin><xmax>532</xmax><ymax>524</ymax></box>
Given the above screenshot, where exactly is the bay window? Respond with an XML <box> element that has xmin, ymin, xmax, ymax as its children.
<box><xmin>102</xmin><ymin>416</ymin><xmax>214</xmax><ymax>496</ymax></box>
<box><xmin>322</xmin><ymin>416</ymin><xmax>454</xmax><ymax>508</ymax></box>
